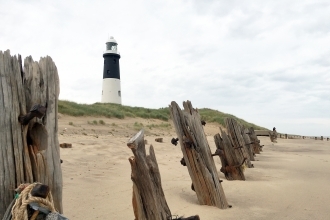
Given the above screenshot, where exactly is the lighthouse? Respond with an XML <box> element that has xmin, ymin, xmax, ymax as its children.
<box><xmin>101</xmin><ymin>36</ymin><xmax>121</xmax><ymax>104</ymax></box>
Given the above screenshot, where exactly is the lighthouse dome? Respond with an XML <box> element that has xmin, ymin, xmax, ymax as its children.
<box><xmin>106</xmin><ymin>36</ymin><xmax>117</xmax><ymax>44</ymax></box>
<box><xmin>104</xmin><ymin>36</ymin><xmax>119</xmax><ymax>54</ymax></box>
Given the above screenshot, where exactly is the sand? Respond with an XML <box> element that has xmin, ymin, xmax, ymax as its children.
<box><xmin>58</xmin><ymin>115</ymin><xmax>330</xmax><ymax>220</ymax></box>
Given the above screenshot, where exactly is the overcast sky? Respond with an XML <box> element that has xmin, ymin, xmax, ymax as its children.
<box><xmin>1</xmin><ymin>0</ymin><xmax>329</xmax><ymax>136</ymax></box>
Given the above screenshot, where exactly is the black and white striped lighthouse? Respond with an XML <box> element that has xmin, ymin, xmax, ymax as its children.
<box><xmin>101</xmin><ymin>36</ymin><xmax>121</xmax><ymax>104</ymax></box>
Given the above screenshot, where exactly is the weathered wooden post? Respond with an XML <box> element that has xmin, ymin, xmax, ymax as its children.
<box><xmin>127</xmin><ymin>130</ymin><xmax>172</xmax><ymax>219</ymax></box>
<box><xmin>213</xmin><ymin>128</ymin><xmax>245</xmax><ymax>180</ymax></box>
<box><xmin>225</xmin><ymin>118</ymin><xmax>253</xmax><ymax>168</ymax></box>
<box><xmin>0</xmin><ymin>50</ymin><xmax>62</xmax><ymax>218</ymax></box>
<box><xmin>169</xmin><ymin>101</ymin><xmax>229</xmax><ymax>209</ymax></box>
<box><xmin>242</xmin><ymin>127</ymin><xmax>255</xmax><ymax>161</ymax></box>
<box><xmin>247</xmin><ymin>127</ymin><xmax>262</xmax><ymax>154</ymax></box>
<box><xmin>285</xmin><ymin>134</ymin><xmax>288</xmax><ymax>139</ymax></box>
<box><xmin>321</xmin><ymin>136</ymin><xmax>323</xmax><ymax>141</ymax></box>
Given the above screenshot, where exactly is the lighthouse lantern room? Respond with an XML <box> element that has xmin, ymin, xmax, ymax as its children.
<box><xmin>101</xmin><ymin>36</ymin><xmax>122</xmax><ymax>104</ymax></box>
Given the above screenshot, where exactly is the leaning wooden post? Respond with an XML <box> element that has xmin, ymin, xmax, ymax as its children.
<box><xmin>169</xmin><ymin>101</ymin><xmax>229</xmax><ymax>209</ymax></box>
<box><xmin>127</xmin><ymin>130</ymin><xmax>172</xmax><ymax>220</ymax></box>
<box><xmin>0</xmin><ymin>50</ymin><xmax>62</xmax><ymax>218</ymax></box>
<box><xmin>225</xmin><ymin>118</ymin><xmax>253</xmax><ymax>168</ymax></box>
<box><xmin>213</xmin><ymin>128</ymin><xmax>245</xmax><ymax>180</ymax></box>
<box><xmin>241</xmin><ymin>127</ymin><xmax>255</xmax><ymax>161</ymax></box>
<box><xmin>247</xmin><ymin>127</ymin><xmax>262</xmax><ymax>154</ymax></box>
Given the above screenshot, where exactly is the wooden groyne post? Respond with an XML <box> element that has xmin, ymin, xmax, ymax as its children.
<box><xmin>247</xmin><ymin>127</ymin><xmax>262</xmax><ymax>154</ymax></box>
<box><xmin>127</xmin><ymin>130</ymin><xmax>172</xmax><ymax>219</ymax></box>
<box><xmin>169</xmin><ymin>101</ymin><xmax>229</xmax><ymax>209</ymax></box>
<box><xmin>225</xmin><ymin>118</ymin><xmax>253</xmax><ymax>168</ymax></box>
<box><xmin>213</xmin><ymin>128</ymin><xmax>245</xmax><ymax>180</ymax></box>
<box><xmin>0</xmin><ymin>50</ymin><xmax>62</xmax><ymax>218</ymax></box>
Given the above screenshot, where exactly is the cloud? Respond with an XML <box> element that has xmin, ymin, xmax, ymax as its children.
<box><xmin>0</xmin><ymin>0</ymin><xmax>329</xmax><ymax>136</ymax></box>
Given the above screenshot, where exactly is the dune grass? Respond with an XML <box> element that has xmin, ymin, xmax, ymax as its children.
<box><xmin>58</xmin><ymin>100</ymin><xmax>267</xmax><ymax>130</ymax></box>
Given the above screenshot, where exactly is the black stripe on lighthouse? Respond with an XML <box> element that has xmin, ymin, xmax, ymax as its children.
<box><xmin>103</xmin><ymin>53</ymin><xmax>121</xmax><ymax>79</ymax></box>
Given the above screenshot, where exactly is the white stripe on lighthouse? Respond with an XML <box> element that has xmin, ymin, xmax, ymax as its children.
<box><xmin>101</xmin><ymin>78</ymin><xmax>121</xmax><ymax>104</ymax></box>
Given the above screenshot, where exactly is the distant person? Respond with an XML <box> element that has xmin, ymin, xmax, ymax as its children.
<box><xmin>272</xmin><ymin>127</ymin><xmax>277</xmax><ymax>142</ymax></box>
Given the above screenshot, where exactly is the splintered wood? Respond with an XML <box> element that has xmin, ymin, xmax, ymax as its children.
<box><xmin>225</xmin><ymin>118</ymin><xmax>254</xmax><ymax>168</ymax></box>
<box><xmin>169</xmin><ymin>100</ymin><xmax>229</xmax><ymax>209</ymax></box>
<box><xmin>0</xmin><ymin>50</ymin><xmax>62</xmax><ymax>218</ymax></box>
<box><xmin>213</xmin><ymin>128</ymin><xmax>245</xmax><ymax>180</ymax></box>
<box><xmin>247</xmin><ymin>127</ymin><xmax>262</xmax><ymax>154</ymax></box>
<box><xmin>127</xmin><ymin>130</ymin><xmax>171</xmax><ymax>220</ymax></box>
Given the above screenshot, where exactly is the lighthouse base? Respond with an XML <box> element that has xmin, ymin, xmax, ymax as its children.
<box><xmin>101</xmin><ymin>78</ymin><xmax>122</xmax><ymax>104</ymax></box>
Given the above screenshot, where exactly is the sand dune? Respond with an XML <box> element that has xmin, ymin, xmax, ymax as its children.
<box><xmin>58</xmin><ymin>115</ymin><xmax>330</xmax><ymax>220</ymax></box>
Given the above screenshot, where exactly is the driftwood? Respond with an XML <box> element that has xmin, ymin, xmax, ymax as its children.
<box><xmin>225</xmin><ymin>118</ymin><xmax>253</xmax><ymax>168</ymax></box>
<box><xmin>0</xmin><ymin>50</ymin><xmax>62</xmax><ymax>218</ymax></box>
<box><xmin>213</xmin><ymin>128</ymin><xmax>245</xmax><ymax>180</ymax></box>
<box><xmin>171</xmin><ymin>215</ymin><xmax>200</xmax><ymax>220</ymax></box>
<box><xmin>169</xmin><ymin>101</ymin><xmax>229</xmax><ymax>209</ymax></box>
<box><xmin>127</xmin><ymin>130</ymin><xmax>171</xmax><ymax>220</ymax></box>
<box><xmin>59</xmin><ymin>143</ymin><xmax>72</xmax><ymax>148</ymax></box>
<box><xmin>155</xmin><ymin>137</ymin><xmax>163</xmax><ymax>142</ymax></box>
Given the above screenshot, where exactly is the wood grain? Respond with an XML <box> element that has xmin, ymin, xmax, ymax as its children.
<box><xmin>0</xmin><ymin>50</ymin><xmax>62</xmax><ymax>218</ymax></box>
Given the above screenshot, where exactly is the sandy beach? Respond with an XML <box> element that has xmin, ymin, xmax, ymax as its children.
<box><xmin>58</xmin><ymin>115</ymin><xmax>330</xmax><ymax>220</ymax></box>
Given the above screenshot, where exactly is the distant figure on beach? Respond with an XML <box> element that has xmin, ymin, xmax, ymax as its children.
<box><xmin>269</xmin><ymin>127</ymin><xmax>278</xmax><ymax>143</ymax></box>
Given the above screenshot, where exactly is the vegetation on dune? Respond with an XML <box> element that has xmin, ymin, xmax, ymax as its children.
<box><xmin>58</xmin><ymin>100</ymin><xmax>267</xmax><ymax>130</ymax></box>
<box><xmin>198</xmin><ymin>108</ymin><xmax>266</xmax><ymax>130</ymax></box>
<box><xmin>58</xmin><ymin>100</ymin><xmax>169</xmax><ymax>121</ymax></box>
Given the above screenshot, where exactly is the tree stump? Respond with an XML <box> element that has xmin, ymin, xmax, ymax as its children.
<box><xmin>225</xmin><ymin>118</ymin><xmax>253</xmax><ymax>168</ymax></box>
<box><xmin>127</xmin><ymin>130</ymin><xmax>171</xmax><ymax>220</ymax></box>
<box><xmin>0</xmin><ymin>50</ymin><xmax>62</xmax><ymax>218</ymax></box>
<box><xmin>169</xmin><ymin>101</ymin><xmax>229</xmax><ymax>209</ymax></box>
<box><xmin>213</xmin><ymin>128</ymin><xmax>245</xmax><ymax>180</ymax></box>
